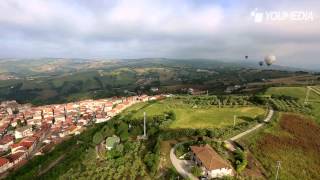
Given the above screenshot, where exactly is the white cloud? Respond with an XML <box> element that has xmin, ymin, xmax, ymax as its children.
<box><xmin>0</xmin><ymin>0</ymin><xmax>319</xmax><ymax>69</ymax></box>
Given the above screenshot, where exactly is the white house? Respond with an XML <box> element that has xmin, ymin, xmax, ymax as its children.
<box><xmin>14</xmin><ymin>126</ymin><xmax>33</xmax><ymax>139</ymax></box>
<box><xmin>191</xmin><ymin>144</ymin><xmax>233</xmax><ymax>179</ymax></box>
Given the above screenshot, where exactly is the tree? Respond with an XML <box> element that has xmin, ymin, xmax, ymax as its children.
<box><xmin>191</xmin><ymin>166</ymin><xmax>202</xmax><ymax>177</ymax></box>
<box><xmin>17</xmin><ymin>119</ymin><xmax>23</xmax><ymax>127</ymax></box>
<box><xmin>103</xmin><ymin>126</ymin><xmax>115</xmax><ymax>138</ymax></box>
<box><xmin>120</xmin><ymin>131</ymin><xmax>129</xmax><ymax>141</ymax></box>
<box><xmin>117</xmin><ymin>122</ymin><xmax>128</xmax><ymax>134</ymax></box>
<box><xmin>92</xmin><ymin>131</ymin><xmax>103</xmax><ymax>145</ymax></box>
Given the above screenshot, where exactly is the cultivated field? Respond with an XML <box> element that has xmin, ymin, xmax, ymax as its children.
<box><xmin>240</xmin><ymin>113</ymin><xmax>320</xmax><ymax>180</ymax></box>
<box><xmin>265</xmin><ymin>86</ymin><xmax>319</xmax><ymax>101</ymax></box>
<box><xmin>123</xmin><ymin>98</ymin><xmax>266</xmax><ymax>129</ymax></box>
<box><xmin>265</xmin><ymin>86</ymin><xmax>320</xmax><ymax>123</ymax></box>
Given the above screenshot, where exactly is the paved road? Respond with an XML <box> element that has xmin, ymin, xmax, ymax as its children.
<box><xmin>225</xmin><ymin>109</ymin><xmax>274</xmax><ymax>151</ymax></box>
<box><xmin>170</xmin><ymin>143</ymin><xmax>197</xmax><ymax>180</ymax></box>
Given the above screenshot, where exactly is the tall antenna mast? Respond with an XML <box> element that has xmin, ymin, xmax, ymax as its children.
<box><xmin>143</xmin><ymin>112</ymin><xmax>147</xmax><ymax>137</ymax></box>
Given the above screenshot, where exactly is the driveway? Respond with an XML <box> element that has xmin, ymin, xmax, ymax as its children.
<box><xmin>225</xmin><ymin>109</ymin><xmax>274</xmax><ymax>151</ymax></box>
<box><xmin>170</xmin><ymin>143</ymin><xmax>198</xmax><ymax>180</ymax></box>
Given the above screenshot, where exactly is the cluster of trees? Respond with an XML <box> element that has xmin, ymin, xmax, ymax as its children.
<box><xmin>121</xmin><ymin>110</ymin><xmax>176</xmax><ymax>134</ymax></box>
<box><xmin>60</xmin><ymin>141</ymin><xmax>149</xmax><ymax>180</ymax></box>
<box><xmin>234</xmin><ymin>148</ymin><xmax>248</xmax><ymax>173</ymax></box>
<box><xmin>88</xmin><ymin>113</ymin><xmax>165</xmax><ymax>178</ymax></box>
<box><xmin>180</xmin><ymin>95</ymin><xmax>251</xmax><ymax>107</ymax></box>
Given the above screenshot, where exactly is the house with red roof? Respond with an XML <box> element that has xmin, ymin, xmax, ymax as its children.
<box><xmin>104</xmin><ymin>102</ymin><xmax>113</xmax><ymax>111</ymax></box>
<box><xmin>191</xmin><ymin>144</ymin><xmax>233</xmax><ymax>179</ymax></box>
<box><xmin>0</xmin><ymin>135</ymin><xmax>14</xmax><ymax>151</ymax></box>
<box><xmin>0</xmin><ymin>157</ymin><xmax>12</xmax><ymax>173</ymax></box>
<box><xmin>7</xmin><ymin>152</ymin><xmax>27</xmax><ymax>166</ymax></box>
<box><xmin>11</xmin><ymin>136</ymin><xmax>38</xmax><ymax>155</ymax></box>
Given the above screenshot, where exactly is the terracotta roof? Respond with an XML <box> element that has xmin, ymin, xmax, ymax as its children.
<box><xmin>0</xmin><ymin>135</ymin><xmax>14</xmax><ymax>145</ymax></box>
<box><xmin>7</xmin><ymin>152</ymin><xmax>26</xmax><ymax>162</ymax></box>
<box><xmin>191</xmin><ymin>144</ymin><xmax>231</xmax><ymax>171</ymax></box>
<box><xmin>0</xmin><ymin>157</ymin><xmax>9</xmax><ymax>166</ymax></box>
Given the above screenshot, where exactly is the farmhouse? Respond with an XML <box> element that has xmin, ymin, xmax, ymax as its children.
<box><xmin>190</xmin><ymin>144</ymin><xmax>233</xmax><ymax>179</ymax></box>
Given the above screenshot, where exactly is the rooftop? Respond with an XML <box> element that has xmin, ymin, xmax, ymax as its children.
<box><xmin>191</xmin><ymin>144</ymin><xmax>231</xmax><ymax>171</ymax></box>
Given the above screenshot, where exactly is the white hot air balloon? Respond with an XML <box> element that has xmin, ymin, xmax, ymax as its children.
<box><xmin>264</xmin><ymin>55</ymin><xmax>276</xmax><ymax>66</ymax></box>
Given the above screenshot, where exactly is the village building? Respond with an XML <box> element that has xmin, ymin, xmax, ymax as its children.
<box><xmin>0</xmin><ymin>135</ymin><xmax>14</xmax><ymax>152</ymax></box>
<box><xmin>14</xmin><ymin>125</ymin><xmax>33</xmax><ymax>139</ymax></box>
<box><xmin>0</xmin><ymin>157</ymin><xmax>12</xmax><ymax>173</ymax></box>
<box><xmin>190</xmin><ymin>144</ymin><xmax>233</xmax><ymax>179</ymax></box>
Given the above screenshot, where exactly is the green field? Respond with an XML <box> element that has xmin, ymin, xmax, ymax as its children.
<box><xmin>265</xmin><ymin>86</ymin><xmax>319</xmax><ymax>101</ymax></box>
<box><xmin>123</xmin><ymin>98</ymin><xmax>266</xmax><ymax>129</ymax></box>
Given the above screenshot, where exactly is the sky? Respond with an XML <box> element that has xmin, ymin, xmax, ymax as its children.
<box><xmin>0</xmin><ymin>0</ymin><xmax>319</xmax><ymax>69</ymax></box>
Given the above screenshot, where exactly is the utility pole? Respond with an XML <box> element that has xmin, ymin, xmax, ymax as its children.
<box><xmin>304</xmin><ymin>87</ymin><xmax>310</xmax><ymax>104</ymax></box>
<box><xmin>233</xmin><ymin>115</ymin><xmax>237</xmax><ymax>127</ymax></box>
<box><xmin>275</xmin><ymin>161</ymin><xmax>281</xmax><ymax>180</ymax></box>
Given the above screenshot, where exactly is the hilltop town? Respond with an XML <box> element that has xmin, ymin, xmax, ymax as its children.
<box><xmin>0</xmin><ymin>95</ymin><xmax>163</xmax><ymax>174</ymax></box>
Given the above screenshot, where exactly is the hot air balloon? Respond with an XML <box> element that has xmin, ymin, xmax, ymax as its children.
<box><xmin>264</xmin><ymin>55</ymin><xmax>276</xmax><ymax>66</ymax></box>
<box><xmin>259</xmin><ymin>61</ymin><xmax>264</xmax><ymax>66</ymax></box>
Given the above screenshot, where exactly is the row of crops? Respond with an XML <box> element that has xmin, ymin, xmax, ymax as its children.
<box><xmin>269</xmin><ymin>98</ymin><xmax>311</xmax><ymax>114</ymax></box>
<box><xmin>180</xmin><ymin>95</ymin><xmax>251</xmax><ymax>106</ymax></box>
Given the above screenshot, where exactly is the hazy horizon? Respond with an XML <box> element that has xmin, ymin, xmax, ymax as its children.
<box><xmin>0</xmin><ymin>0</ymin><xmax>319</xmax><ymax>69</ymax></box>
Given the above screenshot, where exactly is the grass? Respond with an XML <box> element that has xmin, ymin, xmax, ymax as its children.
<box><xmin>265</xmin><ymin>86</ymin><xmax>320</xmax><ymax>123</ymax></box>
<box><xmin>265</xmin><ymin>86</ymin><xmax>319</xmax><ymax>102</ymax></box>
<box><xmin>123</xmin><ymin>98</ymin><xmax>266</xmax><ymax>129</ymax></box>
<box><xmin>240</xmin><ymin>113</ymin><xmax>320</xmax><ymax>180</ymax></box>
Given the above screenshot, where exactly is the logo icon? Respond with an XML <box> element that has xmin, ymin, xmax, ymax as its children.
<box><xmin>251</xmin><ymin>8</ymin><xmax>264</xmax><ymax>23</ymax></box>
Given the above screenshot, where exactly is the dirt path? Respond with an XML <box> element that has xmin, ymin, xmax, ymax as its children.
<box><xmin>225</xmin><ymin>109</ymin><xmax>274</xmax><ymax>151</ymax></box>
<box><xmin>38</xmin><ymin>154</ymin><xmax>66</xmax><ymax>176</ymax></box>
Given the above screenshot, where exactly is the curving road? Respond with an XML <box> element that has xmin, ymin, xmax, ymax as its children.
<box><xmin>225</xmin><ymin>109</ymin><xmax>274</xmax><ymax>151</ymax></box>
<box><xmin>170</xmin><ymin>143</ymin><xmax>197</xmax><ymax>180</ymax></box>
<box><xmin>170</xmin><ymin>108</ymin><xmax>274</xmax><ymax>178</ymax></box>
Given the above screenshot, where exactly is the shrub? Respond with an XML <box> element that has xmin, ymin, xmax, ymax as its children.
<box><xmin>191</xmin><ymin>166</ymin><xmax>202</xmax><ymax>177</ymax></box>
<box><xmin>234</xmin><ymin>148</ymin><xmax>248</xmax><ymax>173</ymax></box>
